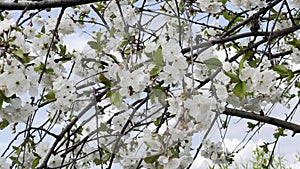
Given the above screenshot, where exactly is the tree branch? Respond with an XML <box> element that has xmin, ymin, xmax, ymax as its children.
<box><xmin>0</xmin><ymin>0</ymin><xmax>107</xmax><ymax>10</ymax></box>
<box><xmin>223</xmin><ymin>108</ymin><xmax>300</xmax><ymax>136</ymax></box>
<box><xmin>182</xmin><ymin>22</ymin><xmax>300</xmax><ymax>55</ymax></box>
<box><xmin>181</xmin><ymin>31</ymin><xmax>270</xmax><ymax>54</ymax></box>
<box><xmin>37</xmin><ymin>100</ymin><xmax>96</xmax><ymax>169</ymax></box>
<box><xmin>221</xmin><ymin>0</ymin><xmax>283</xmax><ymax>37</ymax></box>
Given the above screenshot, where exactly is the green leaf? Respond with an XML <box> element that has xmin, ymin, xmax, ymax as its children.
<box><xmin>0</xmin><ymin>90</ymin><xmax>8</xmax><ymax>110</ymax></box>
<box><xmin>98</xmin><ymin>123</ymin><xmax>108</xmax><ymax>131</ymax></box>
<box><xmin>203</xmin><ymin>58</ymin><xmax>222</xmax><ymax>69</ymax></box>
<box><xmin>41</xmin><ymin>26</ymin><xmax>45</xmax><ymax>33</ymax></box>
<box><xmin>270</xmin><ymin>7</ymin><xmax>278</xmax><ymax>14</ymax></box>
<box><xmin>10</xmin><ymin>156</ymin><xmax>21</xmax><ymax>165</ymax></box>
<box><xmin>219</xmin><ymin>0</ymin><xmax>227</xmax><ymax>5</ymax></box>
<box><xmin>0</xmin><ymin>119</ymin><xmax>9</xmax><ymax>130</ymax></box>
<box><xmin>45</xmin><ymin>91</ymin><xmax>56</xmax><ymax>101</ymax></box>
<box><xmin>110</xmin><ymin>91</ymin><xmax>122</xmax><ymax>107</ymax></box>
<box><xmin>153</xmin><ymin>46</ymin><xmax>164</xmax><ymax>66</ymax></box>
<box><xmin>96</xmin><ymin>31</ymin><xmax>102</xmax><ymax>40</ymax></box>
<box><xmin>259</xmin><ymin>143</ymin><xmax>269</xmax><ymax>153</ymax></box>
<box><xmin>93</xmin><ymin>153</ymin><xmax>110</xmax><ymax>165</ymax></box>
<box><xmin>93</xmin><ymin>158</ymin><xmax>101</xmax><ymax>165</ymax></box>
<box><xmin>272</xmin><ymin>65</ymin><xmax>293</xmax><ymax>77</ymax></box>
<box><xmin>239</xmin><ymin>51</ymin><xmax>252</xmax><ymax>73</ymax></box>
<box><xmin>34</xmin><ymin>63</ymin><xmax>43</xmax><ymax>71</ymax></box>
<box><xmin>273</xmin><ymin>65</ymin><xmax>294</xmax><ymax>82</ymax></box>
<box><xmin>170</xmin><ymin>144</ymin><xmax>180</xmax><ymax>158</ymax></box>
<box><xmin>144</xmin><ymin>155</ymin><xmax>159</xmax><ymax>164</ymax></box>
<box><xmin>224</xmin><ymin>71</ymin><xmax>239</xmax><ymax>83</ymax></box>
<box><xmin>102</xmin><ymin>154</ymin><xmax>110</xmax><ymax>163</ymax></box>
<box><xmin>287</xmin><ymin>38</ymin><xmax>300</xmax><ymax>47</ymax></box>
<box><xmin>14</xmin><ymin>49</ymin><xmax>24</xmax><ymax>58</ymax></box>
<box><xmin>222</xmin><ymin>11</ymin><xmax>242</xmax><ymax>23</ymax></box>
<box><xmin>12</xmin><ymin>146</ymin><xmax>21</xmax><ymax>154</ymax></box>
<box><xmin>150</xmin><ymin>66</ymin><xmax>162</xmax><ymax>76</ymax></box>
<box><xmin>248</xmin><ymin>59</ymin><xmax>260</xmax><ymax>67</ymax></box>
<box><xmin>233</xmin><ymin>81</ymin><xmax>246</xmax><ymax>99</ymax></box>
<box><xmin>120</xmin><ymin>39</ymin><xmax>129</xmax><ymax>48</ymax></box>
<box><xmin>87</xmin><ymin>41</ymin><xmax>101</xmax><ymax>50</ymax></box>
<box><xmin>154</xmin><ymin>116</ymin><xmax>162</xmax><ymax>126</ymax></box>
<box><xmin>31</xmin><ymin>157</ymin><xmax>40</xmax><ymax>169</ymax></box>
<box><xmin>45</xmin><ymin>67</ymin><xmax>54</xmax><ymax>74</ymax></box>
<box><xmin>295</xmin><ymin>82</ymin><xmax>300</xmax><ymax>88</ymax></box>
<box><xmin>109</xmin><ymin>27</ymin><xmax>116</xmax><ymax>36</ymax></box>
<box><xmin>247</xmin><ymin>122</ymin><xmax>256</xmax><ymax>130</ymax></box>
<box><xmin>99</xmin><ymin>74</ymin><xmax>112</xmax><ymax>88</ymax></box>
<box><xmin>59</xmin><ymin>44</ymin><xmax>66</xmax><ymax>55</ymax></box>
<box><xmin>145</xmin><ymin>46</ymin><xmax>164</xmax><ymax>66</ymax></box>
<box><xmin>222</xmin><ymin>11</ymin><xmax>232</xmax><ymax>21</ymax></box>
<box><xmin>12</xmin><ymin>49</ymin><xmax>31</xmax><ymax>64</ymax></box>
<box><xmin>34</xmin><ymin>63</ymin><xmax>54</xmax><ymax>74</ymax></box>
<box><xmin>150</xmin><ymin>88</ymin><xmax>166</xmax><ymax>106</ymax></box>
<box><xmin>273</xmin><ymin>127</ymin><xmax>287</xmax><ymax>139</ymax></box>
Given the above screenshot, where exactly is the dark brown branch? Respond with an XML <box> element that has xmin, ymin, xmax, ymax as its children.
<box><xmin>37</xmin><ymin>100</ymin><xmax>96</xmax><ymax>169</ymax></box>
<box><xmin>266</xmin><ymin>50</ymin><xmax>293</xmax><ymax>59</ymax></box>
<box><xmin>228</xmin><ymin>23</ymin><xmax>300</xmax><ymax>61</ymax></box>
<box><xmin>223</xmin><ymin>108</ymin><xmax>300</xmax><ymax>136</ymax></box>
<box><xmin>181</xmin><ymin>0</ymin><xmax>286</xmax><ymax>55</ymax></box>
<box><xmin>90</xmin><ymin>4</ymin><xmax>110</xmax><ymax>30</ymax></box>
<box><xmin>182</xmin><ymin>21</ymin><xmax>300</xmax><ymax>55</ymax></box>
<box><xmin>38</xmin><ymin>7</ymin><xmax>65</xmax><ymax>83</ymax></box>
<box><xmin>108</xmin><ymin>96</ymin><xmax>149</xmax><ymax>168</ymax></box>
<box><xmin>0</xmin><ymin>0</ymin><xmax>107</xmax><ymax>10</ymax></box>
<box><xmin>181</xmin><ymin>31</ymin><xmax>270</xmax><ymax>54</ymax></box>
<box><xmin>221</xmin><ymin>0</ymin><xmax>283</xmax><ymax>37</ymax></box>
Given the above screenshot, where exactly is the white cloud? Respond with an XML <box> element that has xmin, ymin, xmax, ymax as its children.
<box><xmin>191</xmin><ymin>136</ymin><xmax>300</xmax><ymax>169</ymax></box>
<box><xmin>63</xmin><ymin>33</ymin><xmax>91</xmax><ymax>51</ymax></box>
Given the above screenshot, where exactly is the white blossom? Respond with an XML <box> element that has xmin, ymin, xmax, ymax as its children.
<box><xmin>59</xmin><ymin>17</ymin><xmax>75</xmax><ymax>35</ymax></box>
<box><xmin>159</xmin><ymin>64</ymin><xmax>182</xmax><ymax>85</ymax></box>
<box><xmin>1</xmin><ymin>98</ymin><xmax>34</xmax><ymax>123</ymax></box>
<box><xmin>4</xmin><ymin>70</ymin><xmax>30</xmax><ymax>96</ymax></box>
<box><xmin>23</xmin><ymin>26</ymin><xmax>36</xmax><ymax>39</ymax></box>
<box><xmin>197</xmin><ymin>0</ymin><xmax>223</xmax><ymax>13</ymax></box>
<box><xmin>0</xmin><ymin>19</ymin><xmax>14</xmax><ymax>34</ymax></box>
<box><xmin>36</xmin><ymin>142</ymin><xmax>50</xmax><ymax>157</ymax></box>
<box><xmin>184</xmin><ymin>95</ymin><xmax>213</xmax><ymax>126</ymax></box>
<box><xmin>291</xmin><ymin>47</ymin><xmax>300</xmax><ymax>64</ymax></box>
<box><xmin>162</xmin><ymin>39</ymin><xmax>182</xmax><ymax>62</ymax></box>
<box><xmin>201</xmin><ymin>140</ymin><xmax>229</xmax><ymax>164</ymax></box>
<box><xmin>289</xmin><ymin>0</ymin><xmax>300</xmax><ymax>8</ymax></box>
<box><xmin>48</xmin><ymin>155</ymin><xmax>62</xmax><ymax>168</ymax></box>
<box><xmin>215</xmin><ymin>83</ymin><xmax>228</xmax><ymax>101</ymax></box>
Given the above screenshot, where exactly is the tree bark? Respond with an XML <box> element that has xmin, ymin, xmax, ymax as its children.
<box><xmin>223</xmin><ymin>108</ymin><xmax>300</xmax><ymax>136</ymax></box>
<box><xmin>0</xmin><ymin>0</ymin><xmax>107</xmax><ymax>10</ymax></box>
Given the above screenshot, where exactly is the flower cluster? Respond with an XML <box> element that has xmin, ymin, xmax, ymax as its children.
<box><xmin>231</xmin><ymin>0</ymin><xmax>266</xmax><ymax>10</ymax></box>
<box><xmin>201</xmin><ymin>140</ymin><xmax>231</xmax><ymax>164</ymax></box>
<box><xmin>223</xmin><ymin>59</ymin><xmax>281</xmax><ymax>111</ymax></box>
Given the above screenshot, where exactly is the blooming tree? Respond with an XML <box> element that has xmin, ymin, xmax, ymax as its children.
<box><xmin>0</xmin><ymin>0</ymin><xmax>300</xmax><ymax>168</ymax></box>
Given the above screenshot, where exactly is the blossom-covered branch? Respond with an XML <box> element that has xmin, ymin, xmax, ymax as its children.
<box><xmin>0</xmin><ymin>0</ymin><xmax>300</xmax><ymax>168</ymax></box>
